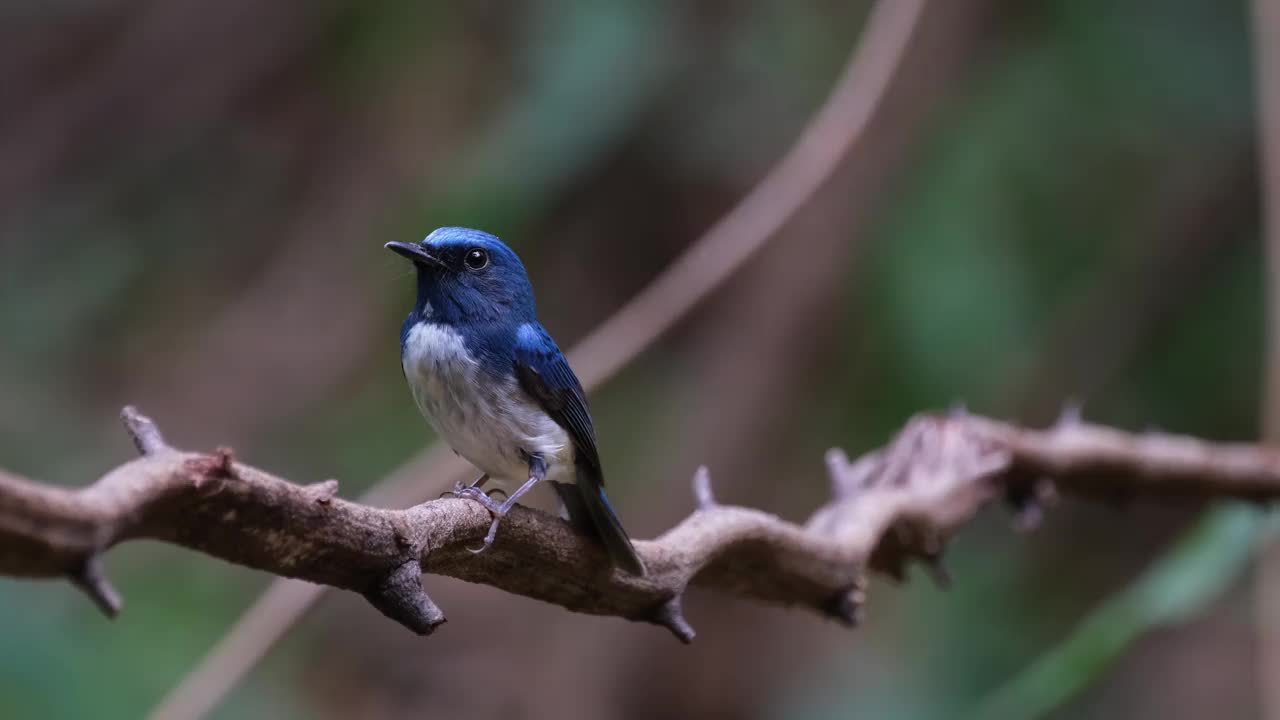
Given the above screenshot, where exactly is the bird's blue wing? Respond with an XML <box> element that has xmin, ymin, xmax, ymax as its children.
<box><xmin>512</xmin><ymin>323</ymin><xmax>601</xmax><ymax>474</ymax></box>
<box><xmin>513</xmin><ymin>322</ymin><xmax>645</xmax><ymax>575</ymax></box>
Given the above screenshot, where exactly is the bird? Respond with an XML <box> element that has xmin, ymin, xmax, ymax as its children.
<box><xmin>386</xmin><ymin>227</ymin><xmax>646</xmax><ymax>576</ymax></box>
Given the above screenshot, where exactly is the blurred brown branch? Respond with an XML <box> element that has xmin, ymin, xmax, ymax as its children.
<box><xmin>5</xmin><ymin>406</ymin><xmax>1279</xmax><ymax>644</ymax></box>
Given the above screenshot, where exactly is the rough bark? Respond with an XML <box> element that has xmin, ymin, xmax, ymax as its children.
<box><xmin>3</xmin><ymin>406</ymin><xmax>1278</xmax><ymax>641</ymax></box>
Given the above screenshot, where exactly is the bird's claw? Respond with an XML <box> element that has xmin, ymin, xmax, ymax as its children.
<box><xmin>441</xmin><ymin>473</ymin><xmax>493</xmax><ymax>500</ymax></box>
<box><xmin>467</xmin><ymin>517</ymin><xmax>503</xmax><ymax>554</ymax></box>
<box><xmin>450</xmin><ymin>484</ymin><xmax>508</xmax><ymax>554</ymax></box>
<box><xmin>450</xmin><ymin>484</ymin><xmax>505</xmax><ymax>513</ymax></box>
<box><xmin>447</xmin><ymin>470</ymin><xmax>540</xmax><ymax>555</ymax></box>
<box><xmin>441</xmin><ymin>481</ymin><xmax>507</xmax><ymax>501</ymax></box>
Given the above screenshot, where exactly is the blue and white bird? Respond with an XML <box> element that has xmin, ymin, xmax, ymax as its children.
<box><xmin>386</xmin><ymin>227</ymin><xmax>646</xmax><ymax>575</ymax></box>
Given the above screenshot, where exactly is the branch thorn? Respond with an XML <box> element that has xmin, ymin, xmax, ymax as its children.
<box><xmin>923</xmin><ymin>554</ymin><xmax>952</xmax><ymax>589</ymax></box>
<box><xmin>120</xmin><ymin>406</ymin><xmax>169</xmax><ymax>455</ymax></box>
<box><xmin>824</xmin><ymin>584</ymin><xmax>866</xmax><ymax>627</ymax></box>
<box><xmin>1007</xmin><ymin>477</ymin><xmax>1057</xmax><ymax>532</ymax></box>
<box><xmin>307</xmin><ymin>479</ymin><xmax>340</xmax><ymax>505</ymax></box>
<box><xmin>825</xmin><ymin>448</ymin><xmax>850</xmax><ymax>497</ymax></box>
<box><xmin>70</xmin><ymin>555</ymin><xmax>123</xmax><ymax>618</ymax></box>
<box><xmin>650</xmin><ymin>595</ymin><xmax>696</xmax><ymax>644</ymax></box>
<box><xmin>1055</xmin><ymin>400</ymin><xmax>1084</xmax><ymax>430</ymax></box>
<box><xmin>214</xmin><ymin>447</ymin><xmax>236</xmax><ymax>477</ymax></box>
<box><xmin>1012</xmin><ymin>500</ymin><xmax>1043</xmax><ymax>532</ymax></box>
<box><xmin>692</xmin><ymin>467</ymin><xmax>716</xmax><ymax>510</ymax></box>
<box><xmin>363</xmin><ymin>561</ymin><xmax>445</xmax><ymax>635</ymax></box>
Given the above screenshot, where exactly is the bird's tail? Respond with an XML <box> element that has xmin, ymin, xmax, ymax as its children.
<box><xmin>551</xmin><ymin>464</ymin><xmax>646</xmax><ymax>576</ymax></box>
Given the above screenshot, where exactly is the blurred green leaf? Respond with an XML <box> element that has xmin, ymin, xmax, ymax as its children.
<box><xmin>969</xmin><ymin>506</ymin><xmax>1266</xmax><ymax>720</ymax></box>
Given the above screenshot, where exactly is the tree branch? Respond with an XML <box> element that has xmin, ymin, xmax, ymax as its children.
<box><xmin>3</xmin><ymin>406</ymin><xmax>1278</xmax><ymax>640</ymax></box>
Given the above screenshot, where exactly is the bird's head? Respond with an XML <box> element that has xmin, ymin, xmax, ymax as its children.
<box><xmin>387</xmin><ymin>227</ymin><xmax>536</xmax><ymax>325</ymax></box>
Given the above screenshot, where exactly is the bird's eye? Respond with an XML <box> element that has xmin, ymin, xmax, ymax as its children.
<box><xmin>464</xmin><ymin>248</ymin><xmax>489</xmax><ymax>270</ymax></box>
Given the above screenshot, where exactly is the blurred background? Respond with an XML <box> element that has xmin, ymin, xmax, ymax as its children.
<box><xmin>0</xmin><ymin>0</ymin><xmax>1269</xmax><ymax>718</ymax></box>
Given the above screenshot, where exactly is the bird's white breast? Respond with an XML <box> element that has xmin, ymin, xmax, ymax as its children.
<box><xmin>401</xmin><ymin>322</ymin><xmax>571</xmax><ymax>483</ymax></box>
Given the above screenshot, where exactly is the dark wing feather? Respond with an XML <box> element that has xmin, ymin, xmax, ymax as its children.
<box><xmin>513</xmin><ymin>324</ymin><xmax>601</xmax><ymax>475</ymax></box>
<box><xmin>514</xmin><ymin>323</ymin><xmax>644</xmax><ymax>575</ymax></box>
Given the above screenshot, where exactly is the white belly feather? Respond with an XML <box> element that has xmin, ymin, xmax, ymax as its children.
<box><xmin>402</xmin><ymin>322</ymin><xmax>572</xmax><ymax>483</ymax></box>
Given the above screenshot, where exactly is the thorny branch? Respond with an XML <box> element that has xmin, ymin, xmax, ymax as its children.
<box><xmin>2</xmin><ymin>406</ymin><xmax>1279</xmax><ymax>641</ymax></box>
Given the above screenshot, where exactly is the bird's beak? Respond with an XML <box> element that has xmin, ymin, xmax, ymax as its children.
<box><xmin>385</xmin><ymin>241</ymin><xmax>443</xmax><ymax>268</ymax></box>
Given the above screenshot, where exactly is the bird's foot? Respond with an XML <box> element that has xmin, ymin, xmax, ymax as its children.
<box><xmin>449</xmin><ymin>483</ymin><xmax>506</xmax><ymax>513</ymax></box>
<box><xmin>439</xmin><ymin>473</ymin><xmax>506</xmax><ymax>501</ymax></box>
<box><xmin>448</xmin><ymin>484</ymin><xmax>510</xmax><ymax>554</ymax></box>
<box><xmin>448</xmin><ymin>471</ymin><xmax>543</xmax><ymax>555</ymax></box>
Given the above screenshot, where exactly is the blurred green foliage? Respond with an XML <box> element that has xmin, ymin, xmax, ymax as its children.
<box><xmin>972</xmin><ymin>506</ymin><xmax>1267</xmax><ymax>720</ymax></box>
